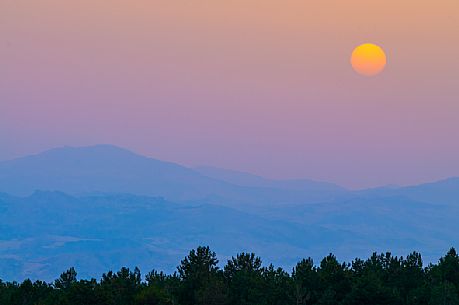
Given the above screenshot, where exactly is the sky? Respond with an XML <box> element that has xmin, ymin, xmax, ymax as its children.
<box><xmin>1</xmin><ymin>0</ymin><xmax>458</xmax><ymax>189</ymax></box>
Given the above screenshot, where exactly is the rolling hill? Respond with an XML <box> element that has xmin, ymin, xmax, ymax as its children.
<box><xmin>0</xmin><ymin>145</ymin><xmax>458</xmax><ymax>281</ymax></box>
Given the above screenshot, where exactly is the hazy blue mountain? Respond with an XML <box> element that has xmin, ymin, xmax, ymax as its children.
<box><xmin>1</xmin><ymin>191</ymin><xmax>457</xmax><ymax>282</ymax></box>
<box><xmin>357</xmin><ymin>177</ymin><xmax>459</xmax><ymax>205</ymax></box>
<box><xmin>1</xmin><ymin>145</ymin><xmax>458</xmax><ymax>282</ymax></box>
<box><xmin>0</xmin><ymin>145</ymin><xmax>228</xmax><ymax>200</ymax></box>
<box><xmin>0</xmin><ymin>145</ymin><xmax>349</xmax><ymax>208</ymax></box>
<box><xmin>194</xmin><ymin>165</ymin><xmax>345</xmax><ymax>192</ymax></box>
<box><xmin>393</xmin><ymin>177</ymin><xmax>459</xmax><ymax>205</ymax></box>
<box><xmin>0</xmin><ymin>192</ymin><xmax>358</xmax><ymax>281</ymax></box>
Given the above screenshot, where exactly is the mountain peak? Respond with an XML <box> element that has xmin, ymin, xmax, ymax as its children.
<box><xmin>0</xmin><ymin>144</ymin><xmax>353</xmax><ymax>205</ymax></box>
<box><xmin>39</xmin><ymin>144</ymin><xmax>140</xmax><ymax>158</ymax></box>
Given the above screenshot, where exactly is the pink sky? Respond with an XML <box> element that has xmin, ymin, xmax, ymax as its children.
<box><xmin>1</xmin><ymin>0</ymin><xmax>458</xmax><ymax>189</ymax></box>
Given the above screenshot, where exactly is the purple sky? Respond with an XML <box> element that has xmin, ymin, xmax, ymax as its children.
<box><xmin>1</xmin><ymin>0</ymin><xmax>458</xmax><ymax>189</ymax></box>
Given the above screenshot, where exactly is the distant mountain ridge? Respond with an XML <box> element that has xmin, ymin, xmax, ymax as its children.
<box><xmin>0</xmin><ymin>145</ymin><xmax>223</xmax><ymax>198</ymax></box>
<box><xmin>357</xmin><ymin>177</ymin><xmax>459</xmax><ymax>206</ymax></box>
<box><xmin>0</xmin><ymin>145</ymin><xmax>457</xmax><ymax>208</ymax></box>
<box><xmin>1</xmin><ymin>145</ymin><xmax>457</xmax><ymax>206</ymax></box>
<box><xmin>194</xmin><ymin>165</ymin><xmax>345</xmax><ymax>192</ymax></box>
<box><xmin>0</xmin><ymin>145</ymin><xmax>349</xmax><ymax>208</ymax></box>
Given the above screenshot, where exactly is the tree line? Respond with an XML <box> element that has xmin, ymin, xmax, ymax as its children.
<box><xmin>1</xmin><ymin>246</ymin><xmax>459</xmax><ymax>305</ymax></box>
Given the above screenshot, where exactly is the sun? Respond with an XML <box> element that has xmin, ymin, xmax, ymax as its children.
<box><xmin>351</xmin><ymin>43</ymin><xmax>387</xmax><ymax>76</ymax></box>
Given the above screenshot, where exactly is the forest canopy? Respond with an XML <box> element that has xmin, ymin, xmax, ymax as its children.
<box><xmin>1</xmin><ymin>247</ymin><xmax>459</xmax><ymax>305</ymax></box>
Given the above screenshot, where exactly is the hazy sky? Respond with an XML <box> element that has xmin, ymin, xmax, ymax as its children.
<box><xmin>1</xmin><ymin>0</ymin><xmax>458</xmax><ymax>189</ymax></box>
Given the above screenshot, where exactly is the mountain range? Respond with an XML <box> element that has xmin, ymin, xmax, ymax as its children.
<box><xmin>0</xmin><ymin>145</ymin><xmax>457</xmax><ymax>281</ymax></box>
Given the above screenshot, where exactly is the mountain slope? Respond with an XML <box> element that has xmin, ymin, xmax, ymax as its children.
<box><xmin>0</xmin><ymin>145</ymin><xmax>226</xmax><ymax>199</ymax></box>
<box><xmin>194</xmin><ymin>165</ymin><xmax>345</xmax><ymax>192</ymax></box>
<box><xmin>0</xmin><ymin>145</ymin><xmax>349</xmax><ymax>207</ymax></box>
<box><xmin>0</xmin><ymin>191</ymin><xmax>457</xmax><ymax>281</ymax></box>
<box><xmin>0</xmin><ymin>192</ymin><xmax>355</xmax><ymax>281</ymax></box>
<box><xmin>358</xmin><ymin>177</ymin><xmax>459</xmax><ymax>205</ymax></box>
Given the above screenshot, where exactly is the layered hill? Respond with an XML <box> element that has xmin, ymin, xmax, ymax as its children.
<box><xmin>0</xmin><ymin>145</ymin><xmax>458</xmax><ymax>281</ymax></box>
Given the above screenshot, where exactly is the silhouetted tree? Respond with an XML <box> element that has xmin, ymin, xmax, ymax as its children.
<box><xmin>293</xmin><ymin>258</ymin><xmax>319</xmax><ymax>305</ymax></box>
<box><xmin>262</xmin><ymin>264</ymin><xmax>293</xmax><ymax>305</ymax></box>
<box><xmin>224</xmin><ymin>253</ymin><xmax>263</xmax><ymax>305</ymax></box>
<box><xmin>100</xmin><ymin>267</ymin><xmax>142</xmax><ymax>305</ymax></box>
<box><xmin>177</xmin><ymin>246</ymin><xmax>222</xmax><ymax>305</ymax></box>
<box><xmin>55</xmin><ymin>267</ymin><xmax>77</xmax><ymax>289</ymax></box>
<box><xmin>317</xmin><ymin>254</ymin><xmax>351</xmax><ymax>303</ymax></box>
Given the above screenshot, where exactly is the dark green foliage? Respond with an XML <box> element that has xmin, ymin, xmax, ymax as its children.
<box><xmin>99</xmin><ymin>267</ymin><xmax>142</xmax><ymax>305</ymax></box>
<box><xmin>135</xmin><ymin>285</ymin><xmax>173</xmax><ymax>305</ymax></box>
<box><xmin>55</xmin><ymin>267</ymin><xmax>78</xmax><ymax>289</ymax></box>
<box><xmin>317</xmin><ymin>254</ymin><xmax>351</xmax><ymax>303</ymax></box>
<box><xmin>1</xmin><ymin>247</ymin><xmax>459</xmax><ymax>305</ymax></box>
<box><xmin>224</xmin><ymin>253</ymin><xmax>264</xmax><ymax>305</ymax></box>
<box><xmin>293</xmin><ymin>258</ymin><xmax>319</xmax><ymax>305</ymax></box>
<box><xmin>177</xmin><ymin>246</ymin><xmax>224</xmax><ymax>305</ymax></box>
